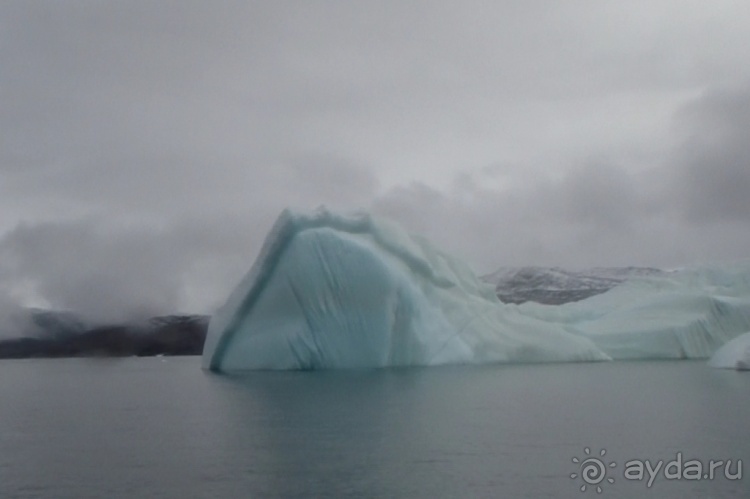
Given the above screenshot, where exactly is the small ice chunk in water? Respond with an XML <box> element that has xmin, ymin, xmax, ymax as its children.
<box><xmin>709</xmin><ymin>332</ymin><xmax>750</xmax><ymax>370</ymax></box>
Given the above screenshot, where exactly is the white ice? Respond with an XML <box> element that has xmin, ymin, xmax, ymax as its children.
<box><xmin>202</xmin><ymin>208</ymin><xmax>750</xmax><ymax>371</ymax></box>
<box><xmin>708</xmin><ymin>332</ymin><xmax>750</xmax><ymax>370</ymax></box>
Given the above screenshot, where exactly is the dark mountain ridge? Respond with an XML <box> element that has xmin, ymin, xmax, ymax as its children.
<box><xmin>0</xmin><ymin>311</ymin><xmax>209</xmax><ymax>359</ymax></box>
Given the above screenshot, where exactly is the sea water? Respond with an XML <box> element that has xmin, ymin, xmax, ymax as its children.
<box><xmin>0</xmin><ymin>357</ymin><xmax>747</xmax><ymax>498</ymax></box>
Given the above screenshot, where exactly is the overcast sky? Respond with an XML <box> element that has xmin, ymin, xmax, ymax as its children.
<box><xmin>2</xmin><ymin>1</ymin><xmax>750</xmax><ymax>322</ymax></box>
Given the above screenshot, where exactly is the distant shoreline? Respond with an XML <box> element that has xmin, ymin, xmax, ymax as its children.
<box><xmin>0</xmin><ymin>315</ymin><xmax>208</xmax><ymax>360</ymax></box>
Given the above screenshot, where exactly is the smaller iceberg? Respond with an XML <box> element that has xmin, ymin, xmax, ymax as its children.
<box><xmin>709</xmin><ymin>332</ymin><xmax>750</xmax><ymax>370</ymax></box>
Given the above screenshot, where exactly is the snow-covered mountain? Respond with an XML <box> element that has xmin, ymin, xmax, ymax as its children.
<box><xmin>482</xmin><ymin>266</ymin><xmax>668</xmax><ymax>305</ymax></box>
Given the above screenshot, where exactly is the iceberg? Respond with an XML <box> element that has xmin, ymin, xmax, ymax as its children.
<box><xmin>709</xmin><ymin>332</ymin><xmax>750</xmax><ymax>370</ymax></box>
<box><xmin>202</xmin><ymin>208</ymin><xmax>750</xmax><ymax>372</ymax></box>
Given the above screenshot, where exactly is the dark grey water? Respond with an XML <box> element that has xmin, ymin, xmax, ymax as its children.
<box><xmin>0</xmin><ymin>357</ymin><xmax>747</xmax><ymax>498</ymax></box>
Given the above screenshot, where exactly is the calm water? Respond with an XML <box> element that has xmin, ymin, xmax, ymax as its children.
<box><xmin>0</xmin><ymin>357</ymin><xmax>747</xmax><ymax>498</ymax></box>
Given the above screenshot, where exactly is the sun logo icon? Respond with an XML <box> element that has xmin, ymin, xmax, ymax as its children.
<box><xmin>570</xmin><ymin>447</ymin><xmax>616</xmax><ymax>493</ymax></box>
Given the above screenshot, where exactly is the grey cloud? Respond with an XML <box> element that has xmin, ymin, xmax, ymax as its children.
<box><xmin>371</xmin><ymin>171</ymin><xmax>588</xmax><ymax>271</ymax></box>
<box><xmin>0</xmin><ymin>284</ymin><xmax>32</xmax><ymax>338</ymax></box>
<box><xmin>286</xmin><ymin>154</ymin><xmax>380</xmax><ymax>208</ymax></box>
<box><xmin>670</xmin><ymin>84</ymin><xmax>750</xmax><ymax>224</ymax></box>
<box><xmin>0</xmin><ymin>220</ymin><xmax>186</xmax><ymax>323</ymax></box>
<box><xmin>0</xmin><ymin>217</ymin><xmax>266</xmax><ymax>323</ymax></box>
<box><xmin>2</xmin><ymin>1</ymin><xmax>750</xmax><ymax>320</ymax></box>
<box><xmin>371</xmin><ymin>81</ymin><xmax>750</xmax><ymax>270</ymax></box>
<box><xmin>0</xmin><ymin>1</ymin><xmax>391</xmax><ymax>231</ymax></box>
<box><xmin>371</xmin><ymin>165</ymin><xmax>649</xmax><ymax>271</ymax></box>
<box><xmin>371</xmin><ymin>120</ymin><xmax>750</xmax><ymax>271</ymax></box>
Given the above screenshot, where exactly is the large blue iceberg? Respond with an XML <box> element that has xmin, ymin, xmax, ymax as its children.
<box><xmin>202</xmin><ymin>208</ymin><xmax>750</xmax><ymax>372</ymax></box>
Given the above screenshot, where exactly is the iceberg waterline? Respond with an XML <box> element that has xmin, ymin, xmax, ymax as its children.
<box><xmin>202</xmin><ymin>208</ymin><xmax>750</xmax><ymax>371</ymax></box>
